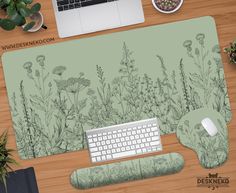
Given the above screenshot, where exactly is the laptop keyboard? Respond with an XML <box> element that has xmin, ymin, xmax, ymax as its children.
<box><xmin>57</xmin><ymin>0</ymin><xmax>118</xmax><ymax>12</ymax></box>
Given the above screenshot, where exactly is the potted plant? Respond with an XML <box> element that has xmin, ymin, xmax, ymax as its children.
<box><xmin>0</xmin><ymin>131</ymin><xmax>17</xmax><ymax>190</ymax></box>
<box><xmin>224</xmin><ymin>39</ymin><xmax>236</xmax><ymax>64</ymax></box>
<box><xmin>0</xmin><ymin>0</ymin><xmax>41</xmax><ymax>31</ymax></box>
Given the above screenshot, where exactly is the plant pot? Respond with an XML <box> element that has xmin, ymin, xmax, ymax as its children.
<box><xmin>152</xmin><ymin>0</ymin><xmax>184</xmax><ymax>14</ymax></box>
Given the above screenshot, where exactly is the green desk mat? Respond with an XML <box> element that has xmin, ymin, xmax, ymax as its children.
<box><xmin>2</xmin><ymin>16</ymin><xmax>232</xmax><ymax>159</ymax></box>
<box><xmin>71</xmin><ymin>153</ymin><xmax>184</xmax><ymax>189</ymax></box>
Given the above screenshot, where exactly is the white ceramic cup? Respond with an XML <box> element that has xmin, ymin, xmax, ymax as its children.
<box><xmin>152</xmin><ymin>0</ymin><xmax>184</xmax><ymax>14</ymax></box>
<box><xmin>22</xmin><ymin>11</ymin><xmax>46</xmax><ymax>32</ymax></box>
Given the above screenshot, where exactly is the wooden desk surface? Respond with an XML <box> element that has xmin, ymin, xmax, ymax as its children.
<box><xmin>0</xmin><ymin>0</ymin><xmax>236</xmax><ymax>192</ymax></box>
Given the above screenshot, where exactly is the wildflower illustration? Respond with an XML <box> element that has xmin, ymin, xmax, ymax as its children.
<box><xmin>8</xmin><ymin>34</ymin><xmax>231</xmax><ymax>159</ymax></box>
<box><xmin>182</xmin><ymin>33</ymin><xmax>231</xmax><ymax>122</ymax></box>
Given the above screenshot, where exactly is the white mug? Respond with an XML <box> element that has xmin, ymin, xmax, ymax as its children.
<box><xmin>22</xmin><ymin>11</ymin><xmax>47</xmax><ymax>32</ymax></box>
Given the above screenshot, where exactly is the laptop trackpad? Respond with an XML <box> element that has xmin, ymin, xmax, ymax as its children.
<box><xmin>80</xmin><ymin>2</ymin><xmax>120</xmax><ymax>32</ymax></box>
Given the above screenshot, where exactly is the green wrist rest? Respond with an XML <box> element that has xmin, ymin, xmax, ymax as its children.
<box><xmin>70</xmin><ymin>153</ymin><xmax>184</xmax><ymax>189</ymax></box>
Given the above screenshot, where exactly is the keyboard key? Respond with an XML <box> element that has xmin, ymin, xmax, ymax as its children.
<box><xmin>57</xmin><ymin>0</ymin><xmax>69</xmax><ymax>6</ymax></box>
<box><xmin>89</xmin><ymin>143</ymin><xmax>96</xmax><ymax>148</ymax></box>
<box><xmin>137</xmin><ymin>149</ymin><xmax>142</xmax><ymax>153</ymax></box>
<box><xmin>126</xmin><ymin>146</ymin><xmax>130</xmax><ymax>151</ymax></box>
<box><xmin>151</xmin><ymin>127</ymin><xmax>158</xmax><ymax>131</ymax></box>
<box><xmin>90</xmin><ymin>147</ymin><xmax>98</xmax><ymax>152</ymax></box>
<box><xmin>112</xmin><ymin>150</ymin><xmax>136</xmax><ymax>159</ymax></box>
<box><xmin>58</xmin><ymin>6</ymin><xmax>63</xmax><ymax>11</ymax></box>
<box><xmin>91</xmin><ymin>152</ymin><xmax>101</xmax><ymax>157</ymax></box>
<box><xmin>150</xmin><ymin>141</ymin><xmax>160</xmax><ymax>146</ymax></box>
<box><xmin>152</xmin><ymin>136</ymin><xmax>159</xmax><ymax>141</ymax></box>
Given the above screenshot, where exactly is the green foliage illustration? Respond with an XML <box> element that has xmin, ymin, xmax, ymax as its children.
<box><xmin>71</xmin><ymin>153</ymin><xmax>184</xmax><ymax>189</ymax></box>
<box><xmin>8</xmin><ymin>33</ymin><xmax>231</xmax><ymax>159</ymax></box>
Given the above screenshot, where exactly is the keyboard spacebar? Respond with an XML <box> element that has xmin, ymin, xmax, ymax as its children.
<box><xmin>112</xmin><ymin>150</ymin><xmax>136</xmax><ymax>159</ymax></box>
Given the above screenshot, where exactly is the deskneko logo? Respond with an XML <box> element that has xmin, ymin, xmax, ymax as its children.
<box><xmin>197</xmin><ymin>173</ymin><xmax>229</xmax><ymax>190</ymax></box>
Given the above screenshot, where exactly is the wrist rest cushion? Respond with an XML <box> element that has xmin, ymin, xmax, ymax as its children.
<box><xmin>70</xmin><ymin>153</ymin><xmax>184</xmax><ymax>189</ymax></box>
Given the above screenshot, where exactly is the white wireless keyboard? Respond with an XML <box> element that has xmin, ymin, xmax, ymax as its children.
<box><xmin>86</xmin><ymin>118</ymin><xmax>162</xmax><ymax>163</ymax></box>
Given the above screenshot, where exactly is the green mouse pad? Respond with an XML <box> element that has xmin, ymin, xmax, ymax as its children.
<box><xmin>177</xmin><ymin>108</ymin><xmax>229</xmax><ymax>168</ymax></box>
<box><xmin>2</xmin><ymin>16</ymin><xmax>232</xmax><ymax>159</ymax></box>
<box><xmin>71</xmin><ymin>153</ymin><xmax>184</xmax><ymax>189</ymax></box>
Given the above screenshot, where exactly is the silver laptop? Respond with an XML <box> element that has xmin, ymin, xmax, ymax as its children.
<box><xmin>52</xmin><ymin>0</ymin><xmax>145</xmax><ymax>38</ymax></box>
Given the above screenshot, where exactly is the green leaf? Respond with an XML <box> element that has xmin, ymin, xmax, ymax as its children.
<box><xmin>19</xmin><ymin>7</ymin><xmax>32</xmax><ymax>17</ymax></box>
<box><xmin>3</xmin><ymin>0</ymin><xmax>10</xmax><ymax>5</ymax></box>
<box><xmin>16</xmin><ymin>1</ymin><xmax>26</xmax><ymax>10</ymax></box>
<box><xmin>6</xmin><ymin>3</ymin><xmax>16</xmax><ymax>16</ymax></box>
<box><xmin>22</xmin><ymin>0</ymin><xmax>33</xmax><ymax>4</ymax></box>
<box><xmin>31</xmin><ymin>3</ymin><xmax>41</xmax><ymax>13</ymax></box>
<box><xmin>10</xmin><ymin>12</ymin><xmax>26</xmax><ymax>26</ymax></box>
<box><xmin>23</xmin><ymin>21</ymin><xmax>35</xmax><ymax>31</ymax></box>
<box><xmin>0</xmin><ymin>18</ymin><xmax>16</xmax><ymax>31</ymax></box>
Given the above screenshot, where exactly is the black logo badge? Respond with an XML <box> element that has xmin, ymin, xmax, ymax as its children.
<box><xmin>197</xmin><ymin>173</ymin><xmax>229</xmax><ymax>190</ymax></box>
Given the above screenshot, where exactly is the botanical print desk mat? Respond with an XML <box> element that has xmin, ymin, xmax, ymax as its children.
<box><xmin>2</xmin><ymin>16</ymin><xmax>232</xmax><ymax>159</ymax></box>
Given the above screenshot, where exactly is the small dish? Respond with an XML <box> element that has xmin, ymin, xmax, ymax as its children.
<box><xmin>152</xmin><ymin>0</ymin><xmax>184</xmax><ymax>14</ymax></box>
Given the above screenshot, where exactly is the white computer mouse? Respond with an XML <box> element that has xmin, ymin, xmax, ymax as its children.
<box><xmin>201</xmin><ymin>118</ymin><xmax>218</xmax><ymax>137</ymax></box>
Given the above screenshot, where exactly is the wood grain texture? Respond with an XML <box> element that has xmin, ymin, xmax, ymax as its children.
<box><xmin>0</xmin><ymin>0</ymin><xmax>236</xmax><ymax>192</ymax></box>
